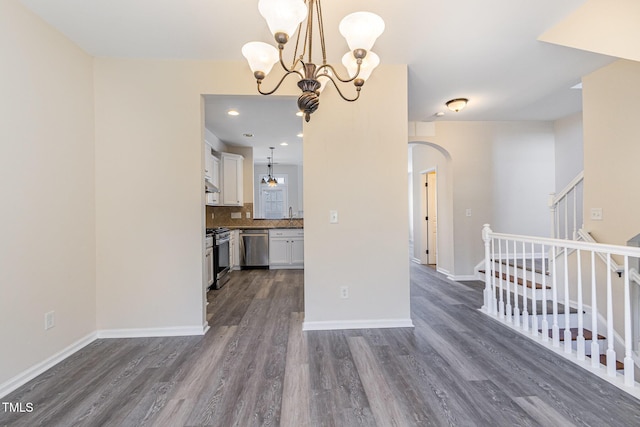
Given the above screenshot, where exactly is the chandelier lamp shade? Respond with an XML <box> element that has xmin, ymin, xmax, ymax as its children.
<box><xmin>242</xmin><ymin>0</ymin><xmax>385</xmax><ymax>122</ymax></box>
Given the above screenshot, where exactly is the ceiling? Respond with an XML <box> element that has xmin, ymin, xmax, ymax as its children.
<box><xmin>19</xmin><ymin>0</ymin><xmax>618</xmax><ymax>161</ymax></box>
<box><xmin>204</xmin><ymin>95</ymin><xmax>303</xmax><ymax>165</ymax></box>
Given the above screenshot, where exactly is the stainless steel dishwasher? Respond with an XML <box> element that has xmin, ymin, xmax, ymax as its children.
<box><xmin>239</xmin><ymin>229</ymin><xmax>269</xmax><ymax>269</ymax></box>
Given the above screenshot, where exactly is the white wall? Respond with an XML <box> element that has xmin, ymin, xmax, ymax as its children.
<box><xmin>0</xmin><ymin>0</ymin><xmax>96</xmax><ymax>387</ymax></box>
<box><xmin>204</xmin><ymin>127</ymin><xmax>227</xmax><ymax>153</ymax></box>
<box><xmin>554</xmin><ymin>112</ymin><xmax>584</xmax><ymax>190</ymax></box>
<box><xmin>411</xmin><ymin>121</ymin><xmax>555</xmax><ymax>277</ymax></box>
<box><xmin>303</xmin><ymin>64</ymin><xmax>412</xmax><ymax>328</ymax></box>
<box><xmin>491</xmin><ymin>122</ymin><xmax>555</xmax><ymax>236</ymax></box>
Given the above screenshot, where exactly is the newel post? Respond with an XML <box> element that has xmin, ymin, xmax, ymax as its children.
<box><xmin>482</xmin><ymin>224</ymin><xmax>494</xmax><ymax>314</ymax></box>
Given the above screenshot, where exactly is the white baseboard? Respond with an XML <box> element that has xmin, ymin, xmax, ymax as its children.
<box><xmin>0</xmin><ymin>332</ymin><xmax>97</xmax><ymax>399</ymax></box>
<box><xmin>302</xmin><ymin>318</ymin><xmax>414</xmax><ymax>331</ymax></box>
<box><xmin>96</xmin><ymin>324</ymin><xmax>208</xmax><ymax>339</ymax></box>
<box><xmin>448</xmin><ymin>274</ymin><xmax>480</xmax><ymax>281</ymax></box>
<box><xmin>436</xmin><ymin>267</ymin><xmax>450</xmax><ymax>276</ymax></box>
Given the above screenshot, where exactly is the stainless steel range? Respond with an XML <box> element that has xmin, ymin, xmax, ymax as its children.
<box><xmin>206</xmin><ymin>227</ymin><xmax>231</xmax><ymax>290</ymax></box>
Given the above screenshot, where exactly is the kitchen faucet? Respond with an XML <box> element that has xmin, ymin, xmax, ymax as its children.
<box><xmin>289</xmin><ymin>206</ymin><xmax>293</xmax><ymax>225</ymax></box>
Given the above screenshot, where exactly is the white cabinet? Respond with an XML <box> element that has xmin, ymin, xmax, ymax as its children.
<box><xmin>205</xmin><ymin>145</ymin><xmax>220</xmax><ymax>206</ymax></box>
<box><xmin>205</xmin><ymin>246</ymin><xmax>214</xmax><ymax>288</ymax></box>
<box><xmin>230</xmin><ymin>230</ymin><xmax>240</xmax><ymax>270</ymax></box>
<box><xmin>221</xmin><ymin>153</ymin><xmax>244</xmax><ymax>206</ymax></box>
<box><xmin>269</xmin><ymin>229</ymin><xmax>304</xmax><ymax>269</ymax></box>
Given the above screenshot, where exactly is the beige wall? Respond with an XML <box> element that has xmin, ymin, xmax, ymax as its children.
<box><xmin>0</xmin><ymin>0</ymin><xmax>96</xmax><ymax>386</ymax></box>
<box><xmin>583</xmin><ymin>59</ymin><xmax>640</xmax><ymax>246</ymax></box>
<box><xmin>303</xmin><ymin>65</ymin><xmax>411</xmax><ymax>326</ymax></box>
<box><xmin>93</xmin><ymin>59</ymin><xmax>287</xmax><ymax>331</ymax></box>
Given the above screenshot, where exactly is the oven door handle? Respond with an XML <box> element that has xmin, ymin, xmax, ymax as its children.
<box><xmin>216</xmin><ymin>236</ymin><xmax>231</xmax><ymax>245</ymax></box>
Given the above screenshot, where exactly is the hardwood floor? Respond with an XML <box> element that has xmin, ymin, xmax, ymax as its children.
<box><xmin>2</xmin><ymin>265</ymin><xmax>640</xmax><ymax>426</ymax></box>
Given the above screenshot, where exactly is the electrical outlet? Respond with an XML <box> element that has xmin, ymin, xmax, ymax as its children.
<box><xmin>246</xmin><ymin>211</ymin><xmax>251</xmax><ymax>218</ymax></box>
<box><xmin>44</xmin><ymin>311</ymin><xmax>55</xmax><ymax>330</ymax></box>
<box><xmin>211</xmin><ymin>213</ymin><xmax>215</xmax><ymax>219</ymax></box>
<box><xmin>466</xmin><ymin>209</ymin><xmax>472</xmax><ymax>217</ymax></box>
<box><xmin>590</xmin><ymin>208</ymin><xmax>603</xmax><ymax>220</ymax></box>
<box><xmin>340</xmin><ymin>286</ymin><xmax>349</xmax><ymax>299</ymax></box>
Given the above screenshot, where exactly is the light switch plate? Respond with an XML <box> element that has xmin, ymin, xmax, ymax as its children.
<box><xmin>231</xmin><ymin>212</ymin><xmax>242</xmax><ymax>219</ymax></box>
<box><xmin>590</xmin><ymin>208</ymin><xmax>603</xmax><ymax>220</ymax></box>
<box><xmin>329</xmin><ymin>210</ymin><xmax>338</xmax><ymax>224</ymax></box>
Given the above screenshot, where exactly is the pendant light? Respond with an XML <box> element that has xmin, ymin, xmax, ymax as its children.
<box><xmin>261</xmin><ymin>147</ymin><xmax>278</xmax><ymax>187</ymax></box>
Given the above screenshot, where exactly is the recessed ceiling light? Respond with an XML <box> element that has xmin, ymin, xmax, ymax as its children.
<box><xmin>243</xmin><ymin>133</ymin><xmax>253</xmax><ymax>138</ymax></box>
<box><xmin>280</xmin><ymin>142</ymin><xmax>288</xmax><ymax>146</ymax></box>
<box><xmin>297</xmin><ymin>133</ymin><xmax>303</xmax><ymax>138</ymax></box>
<box><xmin>296</xmin><ymin>111</ymin><xmax>303</xmax><ymax>117</ymax></box>
<box><xmin>227</xmin><ymin>109</ymin><xmax>239</xmax><ymax>116</ymax></box>
<box><xmin>435</xmin><ymin>112</ymin><xmax>445</xmax><ymax>117</ymax></box>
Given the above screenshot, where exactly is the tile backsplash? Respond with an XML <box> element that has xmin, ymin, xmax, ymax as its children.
<box><xmin>206</xmin><ymin>203</ymin><xmax>304</xmax><ymax>228</ymax></box>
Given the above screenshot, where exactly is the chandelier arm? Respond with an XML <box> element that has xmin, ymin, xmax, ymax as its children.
<box><xmin>323</xmin><ymin>75</ymin><xmax>362</xmax><ymax>102</ymax></box>
<box><xmin>291</xmin><ymin>20</ymin><xmax>305</xmax><ymax>68</ymax></box>
<box><xmin>316</xmin><ymin>0</ymin><xmax>327</xmax><ymax>64</ymax></box>
<box><xmin>315</xmin><ymin>63</ymin><xmax>362</xmax><ymax>84</ymax></box>
<box><xmin>257</xmin><ymin>71</ymin><xmax>302</xmax><ymax>96</ymax></box>
<box><xmin>278</xmin><ymin>45</ymin><xmax>303</xmax><ymax>75</ymax></box>
<box><xmin>306</xmin><ymin>0</ymin><xmax>314</xmax><ymax>63</ymax></box>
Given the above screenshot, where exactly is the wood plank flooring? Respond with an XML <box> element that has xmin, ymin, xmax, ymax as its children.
<box><xmin>2</xmin><ymin>265</ymin><xmax>640</xmax><ymax>426</ymax></box>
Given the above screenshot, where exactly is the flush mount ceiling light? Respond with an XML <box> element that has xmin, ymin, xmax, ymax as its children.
<box><xmin>227</xmin><ymin>109</ymin><xmax>240</xmax><ymax>116</ymax></box>
<box><xmin>242</xmin><ymin>0</ymin><xmax>385</xmax><ymax>122</ymax></box>
<box><xmin>445</xmin><ymin>98</ymin><xmax>468</xmax><ymax>113</ymax></box>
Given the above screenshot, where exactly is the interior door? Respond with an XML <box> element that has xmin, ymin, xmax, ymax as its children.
<box><xmin>426</xmin><ymin>172</ymin><xmax>437</xmax><ymax>265</ymax></box>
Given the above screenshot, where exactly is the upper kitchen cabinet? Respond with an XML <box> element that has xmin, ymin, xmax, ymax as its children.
<box><xmin>221</xmin><ymin>152</ymin><xmax>244</xmax><ymax>206</ymax></box>
<box><xmin>205</xmin><ymin>143</ymin><xmax>220</xmax><ymax>206</ymax></box>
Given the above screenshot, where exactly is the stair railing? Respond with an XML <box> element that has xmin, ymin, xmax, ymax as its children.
<box><xmin>482</xmin><ymin>224</ymin><xmax>640</xmax><ymax>393</ymax></box>
<box><xmin>549</xmin><ymin>171</ymin><xmax>584</xmax><ymax>240</ymax></box>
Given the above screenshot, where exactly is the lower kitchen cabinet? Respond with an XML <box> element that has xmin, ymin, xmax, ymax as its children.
<box><xmin>230</xmin><ymin>229</ymin><xmax>240</xmax><ymax>270</ymax></box>
<box><xmin>269</xmin><ymin>229</ymin><xmax>304</xmax><ymax>269</ymax></box>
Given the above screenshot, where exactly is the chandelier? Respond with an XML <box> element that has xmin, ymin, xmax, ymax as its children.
<box><xmin>261</xmin><ymin>147</ymin><xmax>278</xmax><ymax>187</ymax></box>
<box><xmin>242</xmin><ymin>0</ymin><xmax>385</xmax><ymax>122</ymax></box>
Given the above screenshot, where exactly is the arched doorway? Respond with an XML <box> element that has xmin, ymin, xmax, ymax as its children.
<box><xmin>408</xmin><ymin>141</ymin><xmax>453</xmax><ymax>274</ymax></box>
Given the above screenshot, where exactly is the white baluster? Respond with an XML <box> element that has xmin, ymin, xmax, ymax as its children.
<box><xmin>576</xmin><ymin>249</ymin><xmax>585</xmax><ymax>361</ymax></box>
<box><xmin>606</xmin><ymin>253</ymin><xmax>616</xmax><ymax>377</ymax></box>
<box><xmin>623</xmin><ymin>256</ymin><xmax>634</xmax><ymax>386</ymax></box>
<box><xmin>552</xmin><ymin>246</ymin><xmax>560</xmax><ymax>347</ymax></box>
<box><xmin>531</xmin><ymin>242</ymin><xmax>538</xmax><ymax>337</ymax></box>
<box><xmin>505</xmin><ymin>239</ymin><xmax>512</xmax><ymax>323</ymax></box>
<box><xmin>521</xmin><ymin>241</ymin><xmax>529</xmax><ymax>331</ymax></box>
<box><xmin>498</xmin><ymin>239</ymin><xmax>504</xmax><ymax>319</ymax></box>
<box><xmin>590</xmin><ymin>251</ymin><xmax>600</xmax><ymax>368</ymax></box>
<box><xmin>513</xmin><ymin>240</ymin><xmax>520</xmax><ymax>327</ymax></box>
<box><xmin>571</xmin><ymin>187</ymin><xmax>578</xmax><ymax>240</ymax></box>
<box><xmin>564</xmin><ymin>198</ymin><xmax>568</xmax><ymax>240</ymax></box>
<box><xmin>482</xmin><ymin>224</ymin><xmax>492</xmax><ymax>314</ymax></box>
<box><xmin>548</xmin><ymin>192</ymin><xmax>556</xmax><ymax>239</ymax></box>
<box><xmin>563</xmin><ymin>248</ymin><xmax>572</xmax><ymax>353</ymax></box>
<box><xmin>541</xmin><ymin>244</ymin><xmax>549</xmax><ymax>342</ymax></box>
<box><xmin>492</xmin><ymin>238</ymin><xmax>498</xmax><ymax>315</ymax></box>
